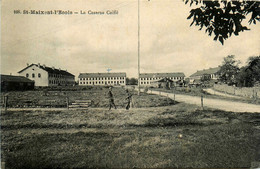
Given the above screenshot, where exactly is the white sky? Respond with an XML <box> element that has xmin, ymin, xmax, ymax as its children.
<box><xmin>1</xmin><ymin>0</ymin><xmax>260</xmax><ymax>78</ymax></box>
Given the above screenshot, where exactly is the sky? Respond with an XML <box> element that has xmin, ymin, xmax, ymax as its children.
<box><xmin>1</xmin><ymin>0</ymin><xmax>260</xmax><ymax>78</ymax></box>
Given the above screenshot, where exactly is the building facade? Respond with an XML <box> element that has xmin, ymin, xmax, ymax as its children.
<box><xmin>139</xmin><ymin>73</ymin><xmax>185</xmax><ymax>86</ymax></box>
<box><xmin>78</xmin><ymin>73</ymin><xmax>126</xmax><ymax>86</ymax></box>
<box><xmin>18</xmin><ymin>63</ymin><xmax>75</xmax><ymax>86</ymax></box>
<box><xmin>190</xmin><ymin>67</ymin><xmax>220</xmax><ymax>80</ymax></box>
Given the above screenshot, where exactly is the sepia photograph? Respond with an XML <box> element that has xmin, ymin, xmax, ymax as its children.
<box><xmin>1</xmin><ymin>0</ymin><xmax>260</xmax><ymax>168</ymax></box>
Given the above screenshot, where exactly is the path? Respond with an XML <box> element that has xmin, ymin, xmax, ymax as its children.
<box><xmin>147</xmin><ymin>89</ymin><xmax>260</xmax><ymax>113</ymax></box>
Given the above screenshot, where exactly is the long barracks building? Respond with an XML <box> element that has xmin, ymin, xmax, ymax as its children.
<box><xmin>78</xmin><ymin>73</ymin><xmax>126</xmax><ymax>86</ymax></box>
<box><xmin>139</xmin><ymin>72</ymin><xmax>185</xmax><ymax>86</ymax></box>
<box><xmin>18</xmin><ymin>63</ymin><xmax>75</xmax><ymax>86</ymax></box>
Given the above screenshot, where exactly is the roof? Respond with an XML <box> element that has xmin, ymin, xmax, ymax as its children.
<box><xmin>139</xmin><ymin>72</ymin><xmax>185</xmax><ymax>78</ymax></box>
<box><xmin>190</xmin><ymin>67</ymin><xmax>220</xmax><ymax>77</ymax></box>
<box><xmin>1</xmin><ymin>74</ymin><xmax>34</xmax><ymax>83</ymax></box>
<box><xmin>18</xmin><ymin>64</ymin><xmax>75</xmax><ymax>77</ymax></box>
<box><xmin>78</xmin><ymin>72</ymin><xmax>126</xmax><ymax>78</ymax></box>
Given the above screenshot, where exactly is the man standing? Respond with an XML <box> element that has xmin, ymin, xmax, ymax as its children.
<box><xmin>108</xmin><ymin>87</ymin><xmax>117</xmax><ymax>110</ymax></box>
<box><xmin>125</xmin><ymin>89</ymin><xmax>132</xmax><ymax>110</ymax></box>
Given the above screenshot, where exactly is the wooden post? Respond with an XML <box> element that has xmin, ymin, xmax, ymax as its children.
<box><xmin>4</xmin><ymin>96</ymin><xmax>8</xmax><ymax>111</ymax></box>
<box><xmin>201</xmin><ymin>95</ymin><xmax>204</xmax><ymax>110</ymax></box>
<box><xmin>173</xmin><ymin>93</ymin><xmax>175</xmax><ymax>104</ymax></box>
<box><xmin>252</xmin><ymin>89</ymin><xmax>255</xmax><ymax>101</ymax></box>
<box><xmin>166</xmin><ymin>94</ymin><xmax>169</xmax><ymax>105</ymax></box>
<box><xmin>66</xmin><ymin>97</ymin><xmax>69</xmax><ymax>109</ymax></box>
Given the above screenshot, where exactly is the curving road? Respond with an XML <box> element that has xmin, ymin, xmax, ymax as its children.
<box><xmin>146</xmin><ymin>89</ymin><xmax>260</xmax><ymax>113</ymax></box>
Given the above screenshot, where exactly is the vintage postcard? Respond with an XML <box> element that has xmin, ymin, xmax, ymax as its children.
<box><xmin>1</xmin><ymin>0</ymin><xmax>260</xmax><ymax>168</ymax></box>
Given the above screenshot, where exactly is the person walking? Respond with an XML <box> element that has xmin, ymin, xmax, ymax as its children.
<box><xmin>125</xmin><ymin>89</ymin><xmax>132</xmax><ymax>110</ymax></box>
<box><xmin>108</xmin><ymin>87</ymin><xmax>117</xmax><ymax>110</ymax></box>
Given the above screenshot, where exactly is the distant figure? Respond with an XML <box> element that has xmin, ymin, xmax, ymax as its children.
<box><xmin>108</xmin><ymin>87</ymin><xmax>117</xmax><ymax>110</ymax></box>
<box><xmin>125</xmin><ymin>89</ymin><xmax>132</xmax><ymax>110</ymax></box>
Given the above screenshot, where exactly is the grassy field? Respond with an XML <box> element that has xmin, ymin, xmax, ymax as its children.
<box><xmin>1</xmin><ymin>86</ymin><xmax>175</xmax><ymax>108</ymax></box>
<box><xmin>1</xmin><ymin>100</ymin><xmax>260</xmax><ymax>168</ymax></box>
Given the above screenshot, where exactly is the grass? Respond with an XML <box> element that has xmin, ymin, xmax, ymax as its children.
<box><xmin>1</xmin><ymin>102</ymin><xmax>260</xmax><ymax>168</ymax></box>
<box><xmin>1</xmin><ymin>87</ymin><xmax>175</xmax><ymax>108</ymax></box>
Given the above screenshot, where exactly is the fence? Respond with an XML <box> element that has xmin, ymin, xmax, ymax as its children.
<box><xmin>0</xmin><ymin>95</ymin><xmax>92</xmax><ymax>110</ymax></box>
<box><xmin>213</xmin><ymin>84</ymin><xmax>260</xmax><ymax>99</ymax></box>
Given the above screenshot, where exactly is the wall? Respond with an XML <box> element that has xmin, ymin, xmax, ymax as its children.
<box><xmin>213</xmin><ymin>84</ymin><xmax>260</xmax><ymax>98</ymax></box>
<box><xmin>19</xmin><ymin>65</ymin><xmax>48</xmax><ymax>86</ymax></box>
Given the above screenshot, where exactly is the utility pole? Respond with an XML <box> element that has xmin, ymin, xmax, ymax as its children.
<box><xmin>138</xmin><ymin>0</ymin><xmax>140</xmax><ymax>95</ymax></box>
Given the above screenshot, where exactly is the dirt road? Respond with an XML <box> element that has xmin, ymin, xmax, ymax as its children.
<box><xmin>147</xmin><ymin>89</ymin><xmax>260</xmax><ymax>113</ymax></box>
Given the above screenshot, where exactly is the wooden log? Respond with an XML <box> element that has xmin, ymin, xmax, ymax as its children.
<box><xmin>71</xmin><ymin>102</ymin><xmax>91</xmax><ymax>105</ymax></box>
<box><xmin>74</xmin><ymin>100</ymin><xmax>92</xmax><ymax>103</ymax></box>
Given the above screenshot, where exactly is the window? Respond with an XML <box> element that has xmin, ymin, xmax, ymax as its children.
<box><xmin>26</xmin><ymin>73</ymin><xmax>29</xmax><ymax>78</ymax></box>
<box><xmin>32</xmin><ymin>73</ymin><xmax>35</xmax><ymax>78</ymax></box>
<box><xmin>38</xmin><ymin>73</ymin><xmax>41</xmax><ymax>78</ymax></box>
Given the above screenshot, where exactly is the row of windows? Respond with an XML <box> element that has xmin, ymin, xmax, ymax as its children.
<box><xmin>26</xmin><ymin>73</ymin><xmax>72</xmax><ymax>79</ymax></box>
<box><xmin>140</xmin><ymin>77</ymin><xmax>184</xmax><ymax>81</ymax></box>
<box><xmin>79</xmin><ymin>77</ymin><xmax>125</xmax><ymax>81</ymax></box>
<box><xmin>80</xmin><ymin>81</ymin><xmax>125</xmax><ymax>85</ymax></box>
<box><xmin>49</xmin><ymin>74</ymin><xmax>68</xmax><ymax>78</ymax></box>
<box><xmin>49</xmin><ymin>80</ymin><xmax>73</xmax><ymax>85</ymax></box>
<box><xmin>26</xmin><ymin>73</ymin><xmax>41</xmax><ymax>78</ymax></box>
<box><xmin>141</xmin><ymin>82</ymin><xmax>150</xmax><ymax>85</ymax></box>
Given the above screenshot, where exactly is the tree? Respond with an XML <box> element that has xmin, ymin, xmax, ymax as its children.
<box><xmin>236</xmin><ymin>56</ymin><xmax>260</xmax><ymax>87</ymax></box>
<box><xmin>218</xmin><ymin>55</ymin><xmax>240</xmax><ymax>85</ymax></box>
<box><xmin>126</xmin><ymin>77</ymin><xmax>138</xmax><ymax>85</ymax></box>
<box><xmin>185</xmin><ymin>0</ymin><xmax>260</xmax><ymax>44</ymax></box>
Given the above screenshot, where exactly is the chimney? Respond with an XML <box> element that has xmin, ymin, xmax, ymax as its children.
<box><xmin>38</xmin><ymin>63</ymin><xmax>40</xmax><ymax>67</ymax></box>
<box><xmin>59</xmin><ymin>68</ymin><xmax>61</xmax><ymax>71</ymax></box>
<box><xmin>43</xmin><ymin>64</ymin><xmax>46</xmax><ymax>68</ymax></box>
<box><xmin>27</xmin><ymin>63</ymin><xmax>29</xmax><ymax>66</ymax></box>
<box><xmin>52</xmin><ymin>66</ymin><xmax>55</xmax><ymax>70</ymax></box>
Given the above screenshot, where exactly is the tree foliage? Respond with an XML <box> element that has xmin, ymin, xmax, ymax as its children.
<box><xmin>218</xmin><ymin>55</ymin><xmax>240</xmax><ymax>85</ymax></box>
<box><xmin>236</xmin><ymin>56</ymin><xmax>260</xmax><ymax>87</ymax></box>
<box><xmin>185</xmin><ymin>0</ymin><xmax>260</xmax><ymax>44</ymax></box>
<box><xmin>126</xmin><ymin>77</ymin><xmax>138</xmax><ymax>85</ymax></box>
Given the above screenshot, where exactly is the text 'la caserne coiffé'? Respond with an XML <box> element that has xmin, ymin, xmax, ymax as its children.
<box><xmin>19</xmin><ymin>10</ymin><xmax>118</xmax><ymax>15</ymax></box>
